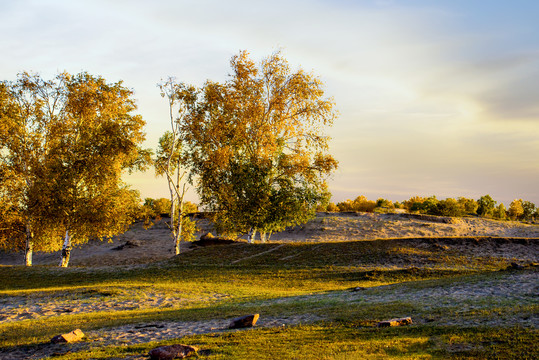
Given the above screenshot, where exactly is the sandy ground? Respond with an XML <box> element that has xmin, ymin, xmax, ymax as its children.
<box><xmin>1</xmin><ymin>212</ymin><xmax>539</xmax><ymax>267</ymax></box>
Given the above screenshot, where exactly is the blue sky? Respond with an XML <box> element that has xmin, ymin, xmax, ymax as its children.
<box><xmin>1</xmin><ymin>0</ymin><xmax>538</xmax><ymax>206</ymax></box>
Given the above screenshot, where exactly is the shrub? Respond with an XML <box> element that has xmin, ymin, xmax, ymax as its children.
<box><xmin>376</xmin><ymin>198</ymin><xmax>394</xmax><ymax>209</ymax></box>
<box><xmin>458</xmin><ymin>197</ymin><xmax>478</xmax><ymax>214</ymax></box>
<box><xmin>493</xmin><ymin>203</ymin><xmax>507</xmax><ymax>220</ymax></box>
<box><xmin>521</xmin><ymin>201</ymin><xmax>536</xmax><ymax>221</ymax></box>
<box><xmin>477</xmin><ymin>195</ymin><xmax>497</xmax><ymax>217</ymax></box>
<box><xmin>336</xmin><ymin>196</ymin><xmax>376</xmax><ymax>212</ymax></box>
<box><xmin>326</xmin><ymin>202</ymin><xmax>340</xmax><ymax>212</ymax></box>
<box><xmin>183</xmin><ymin>201</ymin><xmax>199</xmax><ymax>214</ymax></box>
<box><xmin>508</xmin><ymin>199</ymin><xmax>524</xmax><ymax>220</ymax></box>
<box><xmin>435</xmin><ymin>198</ymin><xmax>466</xmax><ymax>217</ymax></box>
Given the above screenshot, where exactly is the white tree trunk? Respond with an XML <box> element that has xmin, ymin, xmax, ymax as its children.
<box><xmin>60</xmin><ymin>230</ymin><xmax>72</xmax><ymax>267</ymax></box>
<box><xmin>247</xmin><ymin>228</ymin><xmax>256</xmax><ymax>244</ymax></box>
<box><xmin>260</xmin><ymin>232</ymin><xmax>267</xmax><ymax>243</ymax></box>
<box><xmin>159</xmin><ymin>81</ymin><xmax>191</xmax><ymax>256</ymax></box>
<box><xmin>174</xmin><ymin>201</ymin><xmax>184</xmax><ymax>255</ymax></box>
<box><xmin>25</xmin><ymin>227</ymin><xmax>33</xmax><ymax>266</ymax></box>
<box><xmin>168</xmin><ymin>185</ymin><xmax>177</xmax><ymax>251</ymax></box>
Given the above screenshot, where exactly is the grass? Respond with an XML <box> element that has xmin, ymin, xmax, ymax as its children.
<box><xmin>21</xmin><ymin>325</ymin><xmax>539</xmax><ymax>359</ymax></box>
<box><xmin>0</xmin><ymin>238</ymin><xmax>537</xmax><ymax>359</ymax></box>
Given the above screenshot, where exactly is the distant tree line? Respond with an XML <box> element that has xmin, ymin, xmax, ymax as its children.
<box><xmin>322</xmin><ymin>195</ymin><xmax>538</xmax><ymax>221</ymax></box>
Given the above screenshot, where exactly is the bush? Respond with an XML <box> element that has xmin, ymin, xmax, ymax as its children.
<box><xmin>183</xmin><ymin>201</ymin><xmax>199</xmax><ymax>214</ymax></box>
<box><xmin>522</xmin><ymin>201</ymin><xmax>536</xmax><ymax>221</ymax></box>
<box><xmin>508</xmin><ymin>199</ymin><xmax>524</xmax><ymax>220</ymax></box>
<box><xmin>153</xmin><ymin>198</ymin><xmax>172</xmax><ymax>216</ymax></box>
<box><xmin>326</xmin><ymin>202</ymin><xmax>340</xmax><ymax>212</ymax></box>
<box><xmin>376</xmin><ymin>198</ymin><xmax>394</xmax><ymax>209</ymax></box>
<box><xmin>493</xmin><ymin>203</ymin><xmax>507</xmax><ymax>220</ymax></box>
<box><xmin>477</xmin><ymin>195</ymin><xmax>496</xmax><ymax>217</ymax></box>
<box><xmin>435</xmin><ymin>198</ymin><xmax>465</xmax><ymax>217</ymax></box>
<box><xmin>402</xmin><ymin>196</ymin><xmax>425</xmax><ymax>212</ymax></box>
<box><xmin>337</xmin><ymin>196</ymin><xmax>376</xmax><ymax>213</ymax></box>
<box><xmin>458</xmin><ymin>197</ymin><xmax>478</xmax><ymax>214</ymax></box>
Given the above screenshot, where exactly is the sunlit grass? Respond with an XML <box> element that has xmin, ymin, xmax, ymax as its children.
<box><xmin>33</xmin><ymin>324</ymin><xmax>539</xmax><ymax>360</ymax></box>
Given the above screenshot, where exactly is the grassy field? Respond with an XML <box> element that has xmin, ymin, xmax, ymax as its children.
<box><xmin>0</xmin><ymin>237</ymin><xmax>538</xmax><ymax>359</ymax></box>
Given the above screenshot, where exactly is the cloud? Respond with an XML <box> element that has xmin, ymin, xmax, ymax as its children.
<box><xmin>2</xmin><ymin>0</ymin><xmax>538</xmax><ymax>204</ymax></box>
<box><xmin>419</xmin><ymin>50</ymin><xmax>539</xmax><ymax>123</ymax></box>
<box><xmin>477</xmin><ymin>54</ymin><xmax>539</xmax><ymax>122</ymax></box>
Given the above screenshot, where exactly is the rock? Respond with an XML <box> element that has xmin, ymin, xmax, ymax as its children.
<box><xmin>148</xmin><ymin>344</ymin><xmax>198</xmax><ymax>359</ymax></box>
<box><xmin>229</xmin><ymin>314</ymin><xmax>259</xmax><ymax>329</ymax></box>
<box><xmin>509</xmin><ymin>262</ymin><xmax>525</xmax><ymax>270</ymax></box>
<box><xmin>350</xmin><ymin>286</ymin><xmax>366</xmax><ymax>292</ymax></box>
<box><xmin>51</xmin><ymin>329</ymin><xmax>85</xmax><ymax>343</ymax></box>
<box><xmin>377</xmin><ymin>317</ymin><xmax>413</xmax><ymax>328</ymax></box>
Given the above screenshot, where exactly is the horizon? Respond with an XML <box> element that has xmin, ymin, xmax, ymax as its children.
<box><xmin>2</xmin><ymin>0</ymin><xmax>538</xmax><ymax>206</ymax></box>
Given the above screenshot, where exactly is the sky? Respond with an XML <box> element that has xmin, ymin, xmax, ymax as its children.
<box><xmin>1</xmin><ymin>0</ymin><xmax>538</xmax><ymax>206</ymax></box>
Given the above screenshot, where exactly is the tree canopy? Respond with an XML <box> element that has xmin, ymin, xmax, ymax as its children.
<box><xmin>0</xmin><ymin>72</ymin><xmax>149</xmax><ymax>266</ymax></box>
<box><xmin>182</xmin><ymin>51</ymin><xmax>338</xmax><ymax>241</ymax></box>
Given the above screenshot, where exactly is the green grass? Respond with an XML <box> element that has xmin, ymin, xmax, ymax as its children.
<box><xmin>26</xmin><ymin>325</ymin><xmax>539</xmax><ymax>360</ymax></box>
<box><xmin>0</xmin><ymin>239</ymin><xmax>537</xmax><ymax>359</ymax></box>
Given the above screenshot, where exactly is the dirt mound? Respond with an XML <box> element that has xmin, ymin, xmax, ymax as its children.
<box><xmin>1</xmin><ymin>213</ymin><xmax>538</xmax><ymax>267</ymax></box>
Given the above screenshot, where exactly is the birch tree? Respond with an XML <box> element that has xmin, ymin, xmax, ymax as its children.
<box><xmin>0</xmin><ymin>72</ymin><xmax>149</xmax><ymax>266</ymax></box>
<box><xmin>183</xmin><ymin>51</ymin><xmax>338</xmax><ymax>242</ymax></box>
<box><xmin>155</xmin><ymin>79</ymin><xmax>197</xmax><ymax>254</ymax></box>
<box><xmin>0</xmin><ymin>73</ymin><xmax>68</xmax><ymax>265</ymax></box>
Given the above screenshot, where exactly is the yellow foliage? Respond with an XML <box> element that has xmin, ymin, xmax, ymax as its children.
<box><xmin>181</xmin><ymin>50</ymin><xmax>338</xmax><ymax>236</ymax></box>
<box><xmin>0</xmin><ymin>72</ymin><xmax>149</xmax><ymax>261</ymax></box>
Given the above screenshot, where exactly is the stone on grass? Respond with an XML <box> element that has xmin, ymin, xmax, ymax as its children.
<box><xmin>229</xmin><ymin>314</ymin><xmax>259</xmax><ymax>329</ymax></box>
<box><xmin>350</xmin><ymin>286</ymin><xmax>366</xmax><ymax>292</ymax></box>
<box><xmin>149</xmin><ymin>344</ymin><xmax>198</xmax><ymax>360</ymax></box>
<box><xmin>50</xmin><ymin>329</ymin><xmax>85</xmax><ymax>343</ymax></box>
<box><xmin>377</xmin><ymin>317</ymin><xmax>413</xmax><ymax>328</ymax></box>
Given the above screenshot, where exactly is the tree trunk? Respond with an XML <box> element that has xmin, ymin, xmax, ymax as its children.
<box><xmin>175</xmin><ymin>201</ymin><xmax>184</xmax><ymax>255</ymax></box>
<box><xmin>60</xmin><ymin>230</ymin><xmax>72</xmax><ymax>267</ymax></box>
<box><xmin>169</xmin><ymin>190</ymin><xmax>177</xmax><ymax>253</ymax></box>
<box><xmin>247</xmin><ymin>228</ymin><xmax>256</xmax><ymax>244</ymax></box>
<box><xmin>25</xmin><ymin>227</ymin><xmax>33</xmax><ymax>266</ymax></box>
<box><xmin>260</xmin><ymin>232</ymin><xmax>267</xmax><ymax>243</ymax></box>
